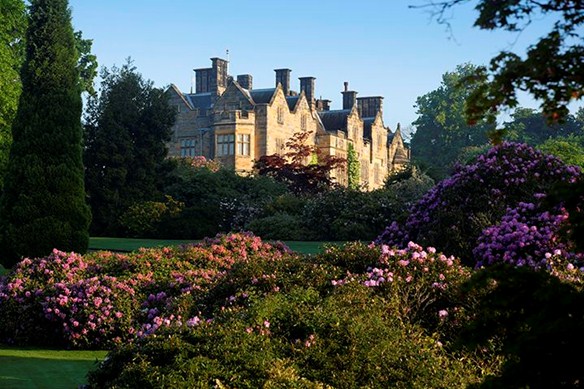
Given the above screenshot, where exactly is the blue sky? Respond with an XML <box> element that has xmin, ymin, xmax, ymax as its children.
<box><xmin>68</xmin><ymin>0</ymin><xmax>561</xmax><ymax>137</ymax></box>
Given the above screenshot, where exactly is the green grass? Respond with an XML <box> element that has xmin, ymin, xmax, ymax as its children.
<box><xmin>0</xmin><ymin>348</ymin><xmax>107</xmax><ymax>389</ymax></box>
<box><xmin>89</xmin><ymin>236</ymin><xmax>199</xmax><ymax>252</ymax></box>
<box><xmin>89</xmin><ymin>237</ymin><xmax>339</xmax><ymax>255</ymax></box>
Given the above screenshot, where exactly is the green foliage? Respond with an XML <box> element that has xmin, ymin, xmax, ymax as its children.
<box><xmin>457</xmin><ymin>265</ymin><xmax>584</xmax><ymax>388</ymax></box>
<box><xmin>0</xmin><ymin>0</ymin><xmax>91</xmax><ymax>267</ymax></box>
<box><xmin>119</xmin><ymin>195</ymin><xmax>184</xmax><ymax>238</ymax></box>
<box><xmin>74</xmin><ymin>30</ymin><xmax>98</xmax><ymax>96</ymax></box>
<box><xmin>502</xmin><ymin>107</ymin><xmax>583</xmax><ymax>145</ymax></box>
<box><xmin>0</xmin><ymin>0</ymin><xmax>26</xmax><ymax>190</ymax></box>
<box><xmin>161</xmin><ymin>160</ymin><xmax>287</xmax><ymax>239</ymax></box>
<box><xmin>410</xmin><ymin>63</ymin><xmax>493</xmax><ymax>180</ymax></box>
<box><xmin>84</xmin><ymin>60</ymin><xmax>176</xmax><ymax>235</ymax></box>
<box><xmin>422</xmin><ymin>1</ymin><xmax>584</xmax><ymax>123</ymax></box>
<box><xmin>89</xmin><ymin>285</ymin><xmax>477</xmax><ymax>388</ymax></box>
<box><xmin>538</xmin><ymin>134</ymin><xmax>584</xmax><ymax>168</ymax></box>
<box><xmin>346</xmin><ymin>142</ymin><xmax>360</xmax><ymax>190</ymax></box>
<box><xmin>247</xmin><ymin>213</ymin><xmax>310</xmax><ymax>241</ymax></box>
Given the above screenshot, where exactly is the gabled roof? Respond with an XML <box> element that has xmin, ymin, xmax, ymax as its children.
<box><xmin>185</xmin><ymin>93</ymin><xmax>213</xmax><ymax>110</ymax></box>
<box><xmin>286</xmin><ymin>96</ymin><xmax>299</xmax><ymax>111</ymax></box>
<box><xmin>318</xmin><ymin>109</ymin><xmax>351</xmax><ymax>132</ymax></box>
<box><xmin>249</xmin><ymin>88</ymin><xmax>276</xmax><ymax>104</ymax></box>
<box><xmin>169</xmin><ymin>84</ymin><xmax>194</xmax><ymax>110</ymax></box>
<box><xmin>363</xmin><ymin>117</ymin><xmax>375</xmax><ymax>140</ymax></box>
<box><xmin>215</xmin><ymin>81</ymin><xmax>255</xmax><ymax>108</ymax></box>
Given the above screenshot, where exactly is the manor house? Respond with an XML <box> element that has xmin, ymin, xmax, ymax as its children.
<box><xmin>167</xmin><ymin>57</ymin><xmax>409</xmax><ymax>190</ymax></box>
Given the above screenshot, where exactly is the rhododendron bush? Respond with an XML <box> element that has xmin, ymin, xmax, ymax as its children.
<box><xmin>376</xmin><ymin>142</ymin><xmax>582</xmax><ymax>267</ymax></box>
<box><xmin>0</xmin><ymin>233</ymin><xmax>291</xmax><ymax>348</ymax></box>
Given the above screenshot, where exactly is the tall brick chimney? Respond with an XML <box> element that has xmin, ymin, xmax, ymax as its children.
<box><xmin>341</xmin><ymin>81</ymin><xmax>357</xmax><ymax>110</ymax></box>
<box><xmin>357</xmin><ymin>96</ymin><xmax>384</xmax><ymax>118</ymax></box>
<box><xmin>237</xmin><ymin>74</ymin><xmax>253</xmax><ymax>90</ymax></box>
<box><xmin>275</xmin><ymin>68</ymin><xmax>291</xmax><ymax>95</ymax></box>
<box><xmin>299</xmin><ymin>76</ymin><xmax>316</xmax><ymax>102</ymax></box>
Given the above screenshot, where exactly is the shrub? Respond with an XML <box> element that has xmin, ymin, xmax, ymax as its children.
<box><xmin>455</xmin><ymin>265</ymin><xmax>584</xmax><ymax>388</ymax></box>
<box><xmin>328</xmin><ymin>242</ymin><xmax>471</xmax><ymax>330</ymax></box>
<box><xmin>247</xmin><ymin>213</ymin><xmax>310</xmax><ymax>240</ymax></box>
<box><xmin>377</xmin><ymin>142</ymin><xmax>581</xmax><ymax>265</ymax></box>
<box><xmin>0</xmin><ymin>233</ymin><xmax>292</xmax><ymax>348</ymax></box>
<box><xmin>119</xmin><ymin>195</ymin><xmax>184</xmax><ymax>238</ymax></box>
<box><xmin>473</xmin><ymin>198</ymin><xmax>583</xmax><ymax>268</ymax></box>
<box><xmin>89</xmin><ymin>284</ymin><xmax>480</xmax><ymax>388</ymax></box>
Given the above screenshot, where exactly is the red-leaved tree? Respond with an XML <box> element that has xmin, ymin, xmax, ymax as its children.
<box><xmin>254</xmin><ymin>131</ymin><xmax>346</xmax><ymax>194</ymax></box>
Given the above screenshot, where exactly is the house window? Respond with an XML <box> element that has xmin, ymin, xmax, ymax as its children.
<box><xmin>277</xmin><ymin>107</ymin><xmax>284</xmax><ymax>124</ymax></box>
<box><xmin>180</xmin><ymin>138</ymin><xmax>196</xmax><ymax>157</ymax></box>
<box><xmin>176</xmin><ymin>104</ymin><xmax>182</xmax><ymax>113</ymax></box>
<box><xmin>301</xmin><ymin>114</ymin><xmax>307</xmax><ymax>130</ymax></box>
<box><xmin>217</xmin><ymin>134</ymin><xmax>235</xmax><ymax>156</ymax></box>
<box><xmin>237</xmin><ymin>134</ymin><xmax>250</xmax><ymax>156</ymax></box>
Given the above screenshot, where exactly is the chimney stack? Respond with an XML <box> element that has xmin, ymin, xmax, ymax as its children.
<box><xmin>237</xmin><ymin>74</ymin><xmax>253</xmax><ymax>90</ymax></box>
<box><xmin>341</xmin><ymin>82</ymin><xmax>357</xmax><ymax>110</ymax></box>
<box><xmin>299</xmin><ymin>76</ymin><xmax>316</xmax><ymax>102</ymax></box>
<box><xmin>275</xmin><ymin>68</ymin><xmax>291</xmax><ymax>95</ymax></box>
<box><xmin>357</xmin><ymin>96</ymin><xmax>384</xmax><ymax>118</ymax></box>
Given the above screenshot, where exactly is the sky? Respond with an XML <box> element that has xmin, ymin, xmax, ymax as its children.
<box><xmin>67</xmin><ymin>0</ymin><xmax>563</xmax><ymax>138</ymax></box>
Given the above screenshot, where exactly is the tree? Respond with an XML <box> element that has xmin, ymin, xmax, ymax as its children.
<box><xmin>0</xmin><ymin>0</ymin><xmax>27</xmax><ymax>190</ymax></box>
<box><xmin>538</xmin><ymin>135</ymin><xmax>584</xmax><ymax>168</ymax></box>
<box><xmin>254</xmin><ymin>131</ymin><xmax>346</xmax><ymax>194</ymax></box>
<box><xmin>410</xmin><ymin>63</ymin><xmax>493</xmax><ymax>180</ymax></box>
<box><xmin>416</xmin><ymin>1</ymin><xmax>584</xmax><ymax>125</ymax></box>
<box><xmin>84</xmin><ymin>61</ymin><xmax>176</xmax><ymax>234</ymax></box>
<box><xmin>503</xmin><ymin>107</ymin><xmax>582</xmax><ymax>145</ymax></box>
<box><xmin>0</xmin><ymin>0</ymin><xmax>91</xmax><ymax>267</ymax></box>
<box><xmin>417</xmin><ymin>1</ymin><xmax>584</xmax><ymax>251</ymax></box>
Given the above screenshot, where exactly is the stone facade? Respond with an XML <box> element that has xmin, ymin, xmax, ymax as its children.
<box><xmin>167</xmin><ymin>58</ymin><xmax>410</xmax><ymax>190</ymax></box>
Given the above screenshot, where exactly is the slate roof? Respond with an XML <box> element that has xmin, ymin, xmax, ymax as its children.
<box><xmin>362</xmin><ymin>117</ymin><xmax>375</xmax><ymax>140</ymax></box>
<box><xmin>185</xmin><ymin>93</ymin><xmax>213</xmax><ymax>110</ymax></box>
<box><xmin>318</xmin><ymin>109</ymin><xmax>351</xmax><ymax>132</ymax></box>
<box><xmin>249</xmin><ymin>88</ymin><xmax>276</xmax><ymax>104</ymax></box>
<box><xmin>286</xmin><ymin>96</ymin><xmax>299</xmax><ymax>111</ymax></box>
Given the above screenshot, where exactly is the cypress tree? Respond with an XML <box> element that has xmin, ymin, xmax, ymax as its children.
<box><xmin>0</xmin><ymin>0</ymin><xmax>91</xmax><ymax>267</ymax></box>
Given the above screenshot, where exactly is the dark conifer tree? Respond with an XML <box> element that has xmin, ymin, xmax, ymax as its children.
<box><xmin>0</xmin><ymin>0</ymin><xmax>91</xmax><ymax>267</ymax></box>
<box><xmin>83</xmin><ymin>62</ymin><xmax>175</xmax><ymax>235</ymax></box>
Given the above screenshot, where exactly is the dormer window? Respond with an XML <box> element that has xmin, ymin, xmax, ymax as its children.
<box><xmin>277</xmin><ymin>107</ymin><xmax>284</xmax><ymax>124</ymax></box>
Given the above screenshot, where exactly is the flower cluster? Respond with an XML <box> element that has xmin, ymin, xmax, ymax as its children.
<box><xmin>332</xmin><ymin>242</ymin><xmax>470</xmax><ymax>325</ymax></box>
<box><xmin>377</xmin><ymin>142</ymin><xmax>581</xmax><ymax>265</ymax></box>
<box><xmin>474</xmin><ymin>199</ymin><xmax>582</xmax><ymax>268</ymax></box>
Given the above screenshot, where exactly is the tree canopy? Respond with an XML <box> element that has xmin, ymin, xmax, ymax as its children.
<box><xmin>410</xmin><ymin>63</ymin><xmax>492</xmax><ymax>179</ymax></box>
<box><xmin>416</xmin><ymin>0</ymin><xmax>584</xmax><ymax>125</ymax></box>
<box><xmin>0</xmin><ymin>0</ymin><xmax>27</xmax><ymax>189</ymax></box>
<box><xmin>84</xmin><ymin>61</ymin><xmax>176</xmax><ymax>235</ymax></box>
<box><xmin>0</xmin><ymin>0</ymin><xmax>91</xmax><ymax>266</ymax></box>
<box><xmin>254</xmin><ymin>131</ymin><xmax>346</xmax><ymax>194</ymax></box>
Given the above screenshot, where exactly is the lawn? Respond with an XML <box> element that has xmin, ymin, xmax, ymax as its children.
<box><xmin>0</xmin><ymin>348</ymin><xmax>107</xmax><ymax>389</ymax></box>
<box><xmin>89</xmin><ymin>237</ymin><xmax>339</xmax><ymax>255</ymax></box>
